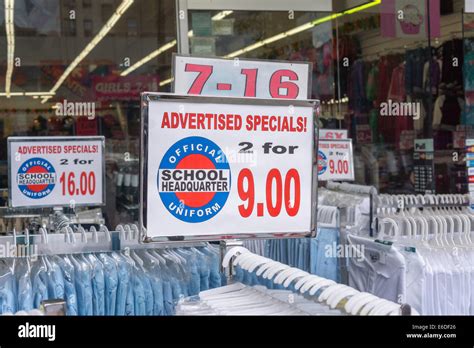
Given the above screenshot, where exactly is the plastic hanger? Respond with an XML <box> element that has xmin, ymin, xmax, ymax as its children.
<box><xmin>274</xmin><ymin>268</ymin><xmax>306</xmax><ymax>285</ymax></box>
<box><xmin>77</xmin><ymin>225</ymin><xmax>88</xmax><ymax>243</ymax></box>
<box><xmin>221</xmin><ymin>247</ymin><xmax>250</xmax><ymax>268</ymax></box>
<box><xmin>262</xmin><ymin>262</ymin><xmax>290</xmax><ymax>280</ymax></box>
<box><xmin>294</xmin><ymin>274</ymin><xmax>316</xmax><ymax>291</ymax></box>
<box><xmin>300</xmin><ymin>276</ymin><xmax>327</xmax><ymax>294</ymax></box>
<box><xmin>89</xmin><ymin>226</ymin><xmax>99</xmax><ymax>243</ymax></box>
<box><xmin>345</xmin><ymin>292</ymin><xmax>374</xmax><ymax>313</ymax></box>
<box><xmin>359</xmin><ymin>298</ymin><xmax>390</xmax><ymax>315</ymax></box>
<box><xmin>349</xmin><ymin>293</ymin><xmax>380</xmax><ymax>315</ymax></box>
<box><xmin>282</xmin><ymin>270</ymin><xmax>310</xmax><ymax>288</ymax></box>
<box><xmin>308</xmin><ymin>279</ymin><xmax>336</xmax><ymax>296</ymax></box>
<box><xmin>149</xmin><ymin>249</ymin><xmax>167</xmax><ymax>265</ymax></box>
<box><xmin>318</xmin><ymin>284</ymin><xmax>348</xmax><ymax>302</ymax></box>
<box><xmin>327</xmin><ymin>286</ymin><xmax>359</xmax><ymax>309</ymax></box>
<box><xmin>99</xmin><ymin>224</ymin><xmax>111</xmax><ymax>241</ymax></box>
<box><xmin>370</xmin><ymin>302</ymin><xmax>401</xmax><ymax>315</ymax></box>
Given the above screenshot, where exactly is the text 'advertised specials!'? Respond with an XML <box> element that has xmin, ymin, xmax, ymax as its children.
<box><xmin>173</xmin><ymin>55</ymin><xmax>311</xmax><ymax>100</ymax></box>
<box><xmin>8</xmin><ymin>136</ymin><xmax>105</xmax><ymax>208</ymax></box>
<box><xmin>318</xmin><ymin>139</ymin><xmax>354</xmax><ymax>181</ymax></box>
<box><xmin>144</xmin><ymin>96</ymin><xmax>316</xmax><ymax>239</ymax></box>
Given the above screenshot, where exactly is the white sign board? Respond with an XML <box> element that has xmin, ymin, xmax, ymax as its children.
<box><xmin>317</xmin><ymin>139</ymin><xmax>354</xmax><ymax>181</ymax></box>
<box><xmin>173</xmin><ymin>55</ymin><xmax>311</xmax><ymax>100</ymax></box>
<box><xmin>142</xmin><ymin>94</ymin><xmax>316</xmax><ymax>240</ymax></box>
<box><xmin>466</xmin><ymin>0</ymin><xmax>474</xmax><ymax>13</ymax></box>
<box><xmin>8</xmin><ymin>136</ymin><xmax>105</xmax><ymax>208</ymax></box>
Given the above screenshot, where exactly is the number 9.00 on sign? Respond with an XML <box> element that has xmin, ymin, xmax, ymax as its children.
<box><xmin>317</xmin><ymin>139</ymin><xmax>354</xmax><ymax>181</ymax></box>
<box><xmin>144</xmin><ymin>96</ymin><xmax>316</xmax><ymax>239</ymax></box>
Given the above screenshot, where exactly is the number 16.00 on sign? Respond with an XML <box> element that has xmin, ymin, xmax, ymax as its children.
<box><xmin>8</xmin><ymin>136</ymin><xmax>105</xmax><ymax>208</ymax></box>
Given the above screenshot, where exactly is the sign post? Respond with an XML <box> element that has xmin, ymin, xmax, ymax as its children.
<box><xmin>140</xmin><ymin>93</ymin><xmax>317</xmax><ymax>242</ymax></box>
<box><xmin>8</xmin><ymin>136</ymin><xmax>105</xmax><ymax>208</ymax></box>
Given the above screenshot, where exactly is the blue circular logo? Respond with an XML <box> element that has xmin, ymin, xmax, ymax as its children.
<box><xmin>157</xmin><ymin>136</ymin><xmax>231</xmax><ymax>223</ymax></box>
<box><xmin>318</xmin><ymin>150</ymin><xmax>328</xmax><ymax>175</ymax></box>
<box><xmin>17</xmin><ymin>157</ymin><xmax>56</xmax><ymax>199</ymax></box>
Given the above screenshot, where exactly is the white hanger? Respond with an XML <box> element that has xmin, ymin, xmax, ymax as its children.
<box><xmin>240</xmin><ymin>254</ymin><xmax>263</xmax><ymax>271</ymax></box>
<box><xmin>299</xmin><ymin>275</ymin><xmax>325</xmax><ymax>293</ymax></box>
<box><xmin>255</xmin><ymin>261</ymin><xmax>281</xmax><ymax>277</ymax></box>
<box><xmin>262</xmin><ymin>262</ymin><xmax>290</xmax><ymax>280</ymax></box>
<box><xmin>77</xmin><ymin>225</ymin><xmax>87</xmax><ymax>243</ymax></box>
<box><xmin>89</xmin><ymin>226</ymin><xmax>99</xmax><ymax>243</ymax></box>
<box><xmin>345</xmin><ymin>292</ymin><xmax>375</xmax><ymax>313</ymax></box>
<box><xmin>99</xmin><ymin>224</ymin><xmax>111</xmax><ymax>241</ymax></box>
<box><xmin>349</xmin><ymin>293</ymin><xmax>380</xmax><ymax>315</ymax></box>
<box><xmin>294</xmin><ymin>274</ymin><xmax>318</xmax><ymax>291</ymax></box>
<box><xmin>222</xmin><ymin>247</ymin><xmax>250</xmax><ymax>268</ymax></box>
<box><xmin>370</xmin><ymin>302</ymin><xmax>401</xmax><ymax>315</ymax></box>
<box><xmin>359</xmin><ymin>298</ymin><xmax>390</xmax><ymax>315</ymax></box>
<box><xmin>327</xmin><ymin>286</ymin><xmax>359</xmax><ymax>309</ymax></box>
<box><xmin>247</xmin><ymin>257</ymin><xmax>270</xmax><ymax>273</ymax></box>
<box><xmin>274</xmin><ymin>268</ymin><xmax>302</xmax><ymax>284</ymax></box>
<box><xmin>308</xmin><ymin>278</ymin><xmax>336</xmax><ymax>296</ymax></box>
<box><xmin>282</xmin><ymin>270</ymin><xmax>310</xmax><ymax>288</ymax></box>
<box><xmin>39</xmin><ymin>227</ymin><xmax>49</xmax><ymax>244</ymax></box>
<box><xmin>318</xmin><ymin>284</ymin><xmax>348</xmax><ymax>302</ymax></box>
<box><xmin>232</xmin><ymin>253</ymin><xmax>259</xmax><ymax>276</ymax></box>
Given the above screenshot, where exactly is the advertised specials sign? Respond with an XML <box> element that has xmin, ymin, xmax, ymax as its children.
<box><xmin>173</xmin><ymin>55</ymin><xmax>311</xmax><ymax>100</ymax></box>
<box><xmin>8</xmin><ymin>136</ymin><xmax>105</xmax><ymax>208</ymax></box>
<box><xmin>317</xmin><ymin>139</ymin><xmax>354</xmax><ymax>181</ymax></box>
<box><xmin>142</xmin><ymin>94</ymin><xmax>316</xmax><ymax>239</ymax></box>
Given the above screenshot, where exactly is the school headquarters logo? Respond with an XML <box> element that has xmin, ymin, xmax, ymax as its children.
<box><xmin>158</xmin><ymin>136</ymin><xmax>231</xmax><ymax>223</ymax></box>
<box><xmin>17</xmin><ymin>157</ymin><xmax>56</xmax><ymax>199</ymax></box>
<box><xmin>318</xmin><ymin>150</ymin><xmax>328</xmax><ymax>175</ymax></box>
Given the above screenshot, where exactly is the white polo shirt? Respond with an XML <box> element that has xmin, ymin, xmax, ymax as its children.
<box><xmin>347</xmin><ymin>235</ymin><xmax>406</xmax><ymax>303</ymax></box>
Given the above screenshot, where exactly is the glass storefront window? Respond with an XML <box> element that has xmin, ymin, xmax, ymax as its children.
<box><xmin>0</xmin><ymin>0</ymin><xmax>472</xmax><ymax>231</ymax></box>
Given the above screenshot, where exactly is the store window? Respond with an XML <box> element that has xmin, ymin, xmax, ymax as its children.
<box><xmin>0</xmin><ymin>0</ymin><xmax>471</xmax><ymax>227</ymax></box>
<box><xmin>0</xmin><ymin>0</ymin><xmax>177</xmax><ymax>231</ymax></box>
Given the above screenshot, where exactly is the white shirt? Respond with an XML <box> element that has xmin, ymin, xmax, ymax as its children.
<box><xmin>398</xmin><ymin>247</ymin><xmax>426</xmax><ymax>315</ymax></box>
<box><xmin>347</xmin><ymin>235</ymin><xmax>406</xmax><ymax>303</ymax></box>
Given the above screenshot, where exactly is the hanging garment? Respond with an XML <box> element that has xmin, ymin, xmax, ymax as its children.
<box><xmin>347</xmin><ymin>235</ymin><xmax>406</xmax><ymax>303</ymax></box>
<box><xmin>310</xmin><ymin>228</ymin><xmax>340</xmax><ymax>282</ymax></box>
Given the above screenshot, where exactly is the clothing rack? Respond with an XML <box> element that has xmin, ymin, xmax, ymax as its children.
<box><xmin>377</xmin><ymin>193</ymin><xmax>470</xmax><ymax>209</ymax></box>
<box><xmin>0</xmin><ymin>224</ymin><xmax>206</xmax><ymax>257</ymax></box>
<box><xmin>375</xmin><ymin>194</ymin><xmax>470</xmax><ymax>236</ymax></box>
<box><xmin>222</xmin><ymin>247</ymin><xmax>411</xmax><ymax>316</ymax></box>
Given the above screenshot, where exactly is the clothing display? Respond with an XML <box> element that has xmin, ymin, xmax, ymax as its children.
<box><xmin>222</xmin><ymin>247</ymin><xmax>405</xmax><ymax>316</ymax></box>
<box><xmin>264</xmin><ymin>228</ymin><xmax>340</xmax><ymax>283</ymax></box>
<box><xmin>356</xmin><ymin>193</ymin><xmax>474</xmax><ymax>315</ymax></box>
<box><xmin>176</xmin><ymin>283</ymin><xmax>344</xmax><ymax>316</ymax></box>
<box><xmin>0</xmin><ymin>244</ymin><xmax>223</xmax><ymax>316</ymax></box>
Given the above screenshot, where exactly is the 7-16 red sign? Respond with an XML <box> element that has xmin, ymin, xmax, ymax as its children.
<box><xmin>173</xmin><ymin>54</ymin><xmax>311</xmax><ymax>100</ymax></box>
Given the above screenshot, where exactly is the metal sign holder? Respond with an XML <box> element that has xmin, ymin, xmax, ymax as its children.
<box><xmin>139</xmin><ymin>92</ymin><xmax>319</xmax><ymax>244</ymax></box>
